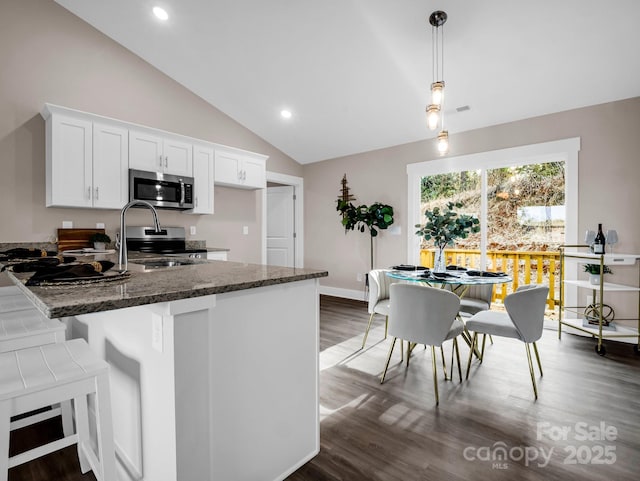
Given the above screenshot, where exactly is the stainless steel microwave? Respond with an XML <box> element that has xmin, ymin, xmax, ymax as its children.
<box><xmin>129</xmin><ymin>169</ymin><xmax>194</xmax><ymax>210</ymax></box>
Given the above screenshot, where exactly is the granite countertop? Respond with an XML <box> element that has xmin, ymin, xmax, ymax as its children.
<box><xmin>4</xmin><ymin>253</ymin><xmax>327</xmax><ymax>318</ymax></box>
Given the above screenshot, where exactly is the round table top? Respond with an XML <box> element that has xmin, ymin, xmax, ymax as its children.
<box><xmin>386</xmin><ymin>269</ymin><xmax>512</xmax><ymax>285</ymax></box>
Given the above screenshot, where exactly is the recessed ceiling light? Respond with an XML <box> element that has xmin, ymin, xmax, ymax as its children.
<box><xmin>153</xmin><ymin>6</ymin><xmax>169</xmax><ymax>21</ymax></box>
<box><xmin>280</xmin><ymin>110</ymin><xmax>292</xmax><ymax>119</ymax></box>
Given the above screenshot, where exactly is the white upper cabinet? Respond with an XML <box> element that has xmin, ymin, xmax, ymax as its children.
<box><xmin>129</xmin><ymin>130</ymin><xmax>193</xmax><ymax>177</ymax></box>
<box><xmin>92</xmin><ymin>122</ymin><xmax>129</xmax><ymax>209</ymax></box>
<box><xmin>214</xmin><ymin>148</ymin><xmax>266</xmax><ymax>189</ymax></box>
<box><xmin>43</xmin><ymin>106</ymin><xmax>127</xmax><ymax>209</ymax></box>
<box><xmin>188</xmin><ymin>143</ymin><xmax>215</xmax><ymax>214</ymax></box>
<box><xmin>42</xmin><ymin>104</ymin><xmax>267</xmax><ymax>211</ymax></box>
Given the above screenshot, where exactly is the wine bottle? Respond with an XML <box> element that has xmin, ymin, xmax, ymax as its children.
<box><xmin>593</xmin><ymin>224</ymin><xmax>606</xmax><ymax>254</ymax></box>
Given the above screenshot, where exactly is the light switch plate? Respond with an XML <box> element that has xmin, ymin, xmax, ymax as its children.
<box><xmin>243</xmin><ymin>226</ymin><xmax>249</xmax><ymax>235</ymax></box>
<box><xmin>62</xmin><ymin>221</ymin><xmax>73</xmax><ymax>229</ymax></box>
<box><xmin>96</xmin><ymin>223</ymin><xmax>105</xmax><ymax>229</ymax></box>
<box><xmin>190</xmin><ymin>226</ymin><xmax>196</xmax><ymax>235</ymax></box>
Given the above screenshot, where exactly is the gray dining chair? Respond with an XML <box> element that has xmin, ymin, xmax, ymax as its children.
<box><xmin>380</xmin><ymin>283</ymin><xmax>463</xmax><ymax>405</ymax></box>
<box><xmin>465</xmin><ymin>284</ymin><xmax>549</xmax><ymax>399</ymax></box>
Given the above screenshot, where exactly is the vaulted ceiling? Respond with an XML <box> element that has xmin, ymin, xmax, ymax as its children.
<box><xmin>55</xmin><ymin>0</ymin><xmax>640</xmax><ymax>163</ymax></box>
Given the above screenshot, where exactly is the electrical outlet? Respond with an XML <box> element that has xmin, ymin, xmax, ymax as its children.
<box><xmin>357</xmin><ymin>273</ymin><xmax>363</xmax><ymax>282</ymax></box>
<box><xmin>243</xmin><ymin>226</ymin><xmax>249</xmax><ymax>235</ymax></box>
<box><xmin>62</xmin><ymin>221</ymin><xmax>73</xmax><ymax>229</ymax></box>
<box><xmin>190</xmin><ymin>226</ymin><xmax>196</xmax><ymax>236</ymax></box>
<box><xmin>96</xmin><ymin>222</ymin><xmax>105</xmax><ymax>229</ymax></box>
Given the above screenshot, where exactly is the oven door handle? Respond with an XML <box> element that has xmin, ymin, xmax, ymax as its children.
<box><xmin>180</xmin><ymin>180</ymin><xmax>185</xmax><ymax>206</ymax></box>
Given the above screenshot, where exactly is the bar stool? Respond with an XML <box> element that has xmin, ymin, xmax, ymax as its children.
<box><xmin>0</xmin><ymin>339</ymin><xmax>116</xmax><ymax>481</ymax></box>
<box><xmin>0</xmin><ymin>309</ymin><xmax>73</xmax><ymax>436</ymax></box>
<box><xmin>0</xmin><ymin>293</ymin><xmax>34</xmax><ymax>313</ymax></box>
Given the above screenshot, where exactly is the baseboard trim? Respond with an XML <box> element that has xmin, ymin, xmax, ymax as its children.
<box><xmin>318</xmin><ymin>285</ymin><xmax>366</xmax><ymax>302</ymax></box>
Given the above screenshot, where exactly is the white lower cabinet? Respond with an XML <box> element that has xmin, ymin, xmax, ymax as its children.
<box><xmin>188</xmin><ymin>144</ymin><xmax>214</xmax><ymax>214</ymax></box>
<box><xmin>44</xmin><ymin>107</ymin><xmax>127</xmax><ymax>209</ymax></box>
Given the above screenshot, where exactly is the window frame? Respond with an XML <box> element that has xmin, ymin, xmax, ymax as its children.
<box><xmin>406</xmin><ymin>138</ymin><xmax>581</xmax><ymax>267</ymax></box>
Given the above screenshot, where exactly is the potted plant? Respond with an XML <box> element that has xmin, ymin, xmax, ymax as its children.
<box><xmin>415</xmin><ymin>201</ymin><xmax>480</xmax><ymax>272</ymax></box>
<box><xmin>89</xmin><ymin>233</ymin><xmax>111</xmax><ymax>251</ymax></box>
<box><xmin>336</xmin><ymin>200</ymin><xmax>394</xmax><ymax>272</ymax></box>
<box><xmin>583</xmin><ymin>263</ymin><xmax>612</xmax><ymax>285</ymax></box>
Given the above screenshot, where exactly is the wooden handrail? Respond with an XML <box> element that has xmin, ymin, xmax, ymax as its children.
<box><xmin>420</xmin><ymin>248</ymin><xmax>560</xmax><ymax>308</ymax></box>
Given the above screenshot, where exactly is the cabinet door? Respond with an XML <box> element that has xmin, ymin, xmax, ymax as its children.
<box><xmin>129</xmin><ymin>130</ymin><xmax>164</xmax><ymax>172</ymax></box>
<box><xmin>206</xmin><ymin>251</ymin><xmax>228</xmax><ymax>261</ymax></box>
<box><xmin>214</xmin><ymin>150</ymin><xmax>242</xmax><ymax>186</ymax></box>
<box><xmin>163</xmin><ymin>138</ymin><xmax>193</xmax><ymax>177</ymax></box>
<box><xmin>190</xmin><ymin>144</ymin><xmax>214</xmax><ymax>214</ymax></box>
<box><xmin>93</xmin><ymin>123</ymin><xmax>128</xmax><ymax>209</ymax></box>
<box><xmin>47</xmin><ymin>115</ymin><xmax>92</xmax><ymax>207</ymax></box>
<box><xmin>242</xmin><ymin>156</ymin><xmax>266</xmax><ymax>189</ymax></box>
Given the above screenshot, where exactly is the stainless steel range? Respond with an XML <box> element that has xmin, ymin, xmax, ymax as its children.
<box><xmin>125</xmin><ymin>226</ymin><xmax>206</xmax><ymax>258</ymax></box>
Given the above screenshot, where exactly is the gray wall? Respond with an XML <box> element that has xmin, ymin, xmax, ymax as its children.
<box><xmin>0</xmin><ymin>0</ymin><xmax>302</xmax><ymax>263</ymax></box>
<box><xmin>304</xmin><ymin>98</ymin><xmax>640</xmax><ymax>299</ymax></box>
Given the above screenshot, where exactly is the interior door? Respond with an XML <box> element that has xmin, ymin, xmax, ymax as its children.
<box><xmin>267</xmin><ymin>185</ymin><xmax>295</xmax><ymax>267</ymax></box>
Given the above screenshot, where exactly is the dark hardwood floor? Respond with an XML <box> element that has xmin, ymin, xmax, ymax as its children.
<box><xmin>287</xmin><ymin>296</ymin><xmax>640</xmax><ymax>481</ymax></box>
<box><xmin>8</xmin><ymin>295</ymin><xmax>640</xmax><ymax>480</ymax></box>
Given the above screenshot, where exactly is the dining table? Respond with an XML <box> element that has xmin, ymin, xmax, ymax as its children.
<box><xmin>386</xmin><ymin>267</ymin><xmax>513</xmax><ymax>357</ymax></box>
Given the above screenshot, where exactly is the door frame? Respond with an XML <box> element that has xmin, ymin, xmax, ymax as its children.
<box><xmin>262</xmin><ymin>172</ymin><xmax>304</xmax><ymax>268</ymax></box>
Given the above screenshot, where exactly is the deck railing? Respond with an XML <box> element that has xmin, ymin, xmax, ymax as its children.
<box><xmin>419</xmin><ymin>248</ymin><xmax>560</xmax><ymax>308</ymax></box>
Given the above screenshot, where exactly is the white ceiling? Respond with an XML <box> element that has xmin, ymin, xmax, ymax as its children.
<box><xmin>55</xmin><ymin>0</ymin><xmax>640</xmax><ymax>164</ymax></box>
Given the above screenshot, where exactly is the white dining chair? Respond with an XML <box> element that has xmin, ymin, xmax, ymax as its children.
<box><xmin>380</xmin><ymin>283</ymin><xmax>463</xmax><ymax>405</ymax></box>
<box><xmin>465</xmin><ymin>284</ymin><xmax>549</xmax><ymax>399</ymax></box>
<box><xmin>362</xmin><ymin>269</ymin><xmax>397</xmax><ymax>349</ymax></box>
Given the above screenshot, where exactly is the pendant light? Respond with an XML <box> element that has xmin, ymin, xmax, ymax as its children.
<box><xmin>427</xmin><ymin>10</ymin><xmax>449</xmax><ymax>155</ymax></box>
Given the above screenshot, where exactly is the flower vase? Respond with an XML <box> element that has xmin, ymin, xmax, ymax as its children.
<box><xmin>433</xmin><ymin>247</ymin><xmax>446</xmax><ymax>273</ymax></box>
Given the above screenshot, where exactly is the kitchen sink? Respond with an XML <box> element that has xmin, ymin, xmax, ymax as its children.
<box><xmin>131</xmin><ymin>258</ymin><xmax>208</xmax><ymax>269</ymax></box>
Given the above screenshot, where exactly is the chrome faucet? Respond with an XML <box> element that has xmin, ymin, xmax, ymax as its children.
<box><xmin>117</xmin><ymin>200</ymin><xmax>162</xmax><ymax>271</ymax></box>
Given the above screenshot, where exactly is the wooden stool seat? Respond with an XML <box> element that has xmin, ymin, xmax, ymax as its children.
<box><xmin>0</xmin><ymin>309</ymin><xmax>66</xmax><ymax>354</ymax></box>
<box><xmin>0</xmin><ymin>309</ymin><xmax>72</xmax><ymax>435</ymax></box>
<box><xmin>0</xmin><ymin>293</ymin><xmax>34</xmax><ymax>314</ymax></box>
<box><xmin>0</xmin><ymin>339</ymin><xmax>116</xmax><ymax>481</ymax></box>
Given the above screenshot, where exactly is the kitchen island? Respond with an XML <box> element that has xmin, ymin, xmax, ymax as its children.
<box><xmin>5</xmin><ymin>255</ymin><xmax>327</xmax><ymax>481</ymax></box>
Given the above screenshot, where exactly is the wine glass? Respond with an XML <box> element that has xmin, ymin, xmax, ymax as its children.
<box><xmin>584</xmin><ymin>230</ymin><xmax>595</xmax><ymax>251</ymax></box>
<box><xmin>606</xmin><ymin>229</ymin><xmax>619</xmax><ymax>253</ymax></box>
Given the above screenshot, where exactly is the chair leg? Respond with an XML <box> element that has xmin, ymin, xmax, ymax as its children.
<box><xmin>362</xmin><ymin>313</ymin><xmax>376</xmax><ymax>349</ymax></box>
<box><xmin>440</xmin><ymin>346</ymin><xmax>449</xmax><ymax>381</ymax></box>
<box><xmin>0</xmin><ymin>400</ymin><xmax>9</xmax><ymax>481</ymax></box>
<box><xmin>61</xmin><ymin>400</ymin><xmax>74</xmax><ymax>438</ymax></box>
<box><xmin>400</xmin><ymin>339</ymin><xmax>403</xmax><ymax>363</ymax></box>
<box><xmin>489</xmin><ymin>334</ymin><xmax>494</xmax><ymax>344</ymax></box>
<box><xmin>465</xmin><ymin>333</ymin><xmax>478</xmax><ymax>380</ymax></box>
<box><xmin>480</xmin><ymin>334</ymin><xmax>487</xmax><ymax>362</ymax></box>
<box><xmin>525</xmin><ymin>343</ymin><xmax>539</xmax><ymax>400</ymax></box>
<box><xmin>384</xmin><ymin>316</ymin><xmax>388</xmax><ymax>339</ymax></box>
<box><xmin>431</xmin><ymin>346</ymin><xmax>439</xmax><ymax>405</ymax></box>
<box><xmin>95</xmin><ymin>372</ymin><xmax>116</xmax><ymax>481</ymax></box>
<box><xmin>454</xmin><ymin>338</ymin><xmax>462</xmax><ymax>382</ymax></box>
<box><xmin>380</xmin><ymin>337</ymin><xmax>397</xmax><ymax>383</ymax></box>
<box><xmin>533</xmin><ymin>342</ymin><xmax>543</xmax><ymax>376</ymax></box>
<box><xmin>75</xmin><ymin>394</ymin><xmax>91</xmax><ymax>474</ymax></box>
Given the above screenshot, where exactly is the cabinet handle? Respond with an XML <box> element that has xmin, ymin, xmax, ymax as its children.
<box><xmin>87</xmin><ymin>186</ymin><xmax>92</xmax><ymax>200</ymax></box>
<box><xmin>195</xmin><ymin>196</ymin><xmax>198</xmax><ymax>207</ymax></box>
<box><xmin>237</xmin><ymin>170</ymin><xmax>242</xmax><ymax>181</ymax></box>
<box><xmin>165</xmin><ymin>156</ymin><xmax>168</xmax><ymax>169</ymax></box>
<box><xmin>159</xmin><ymin>155</ymin><xmax>163</xmax><ymax>168</ymax></box>
<box><xmin>95</xmin><ymin>186</ymin><xmax>99</xmax><ymax>200</ymax></box>
<box><xmin>243</xmin><ymin>170</ymin><xmax>247</xmax><ymax>181</ymax></box>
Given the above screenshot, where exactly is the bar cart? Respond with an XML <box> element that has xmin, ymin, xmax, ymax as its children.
<box><xmin>559</xmin><ymin>245</ymin><xmax>640</xmax><ymax>355</ymax></box>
